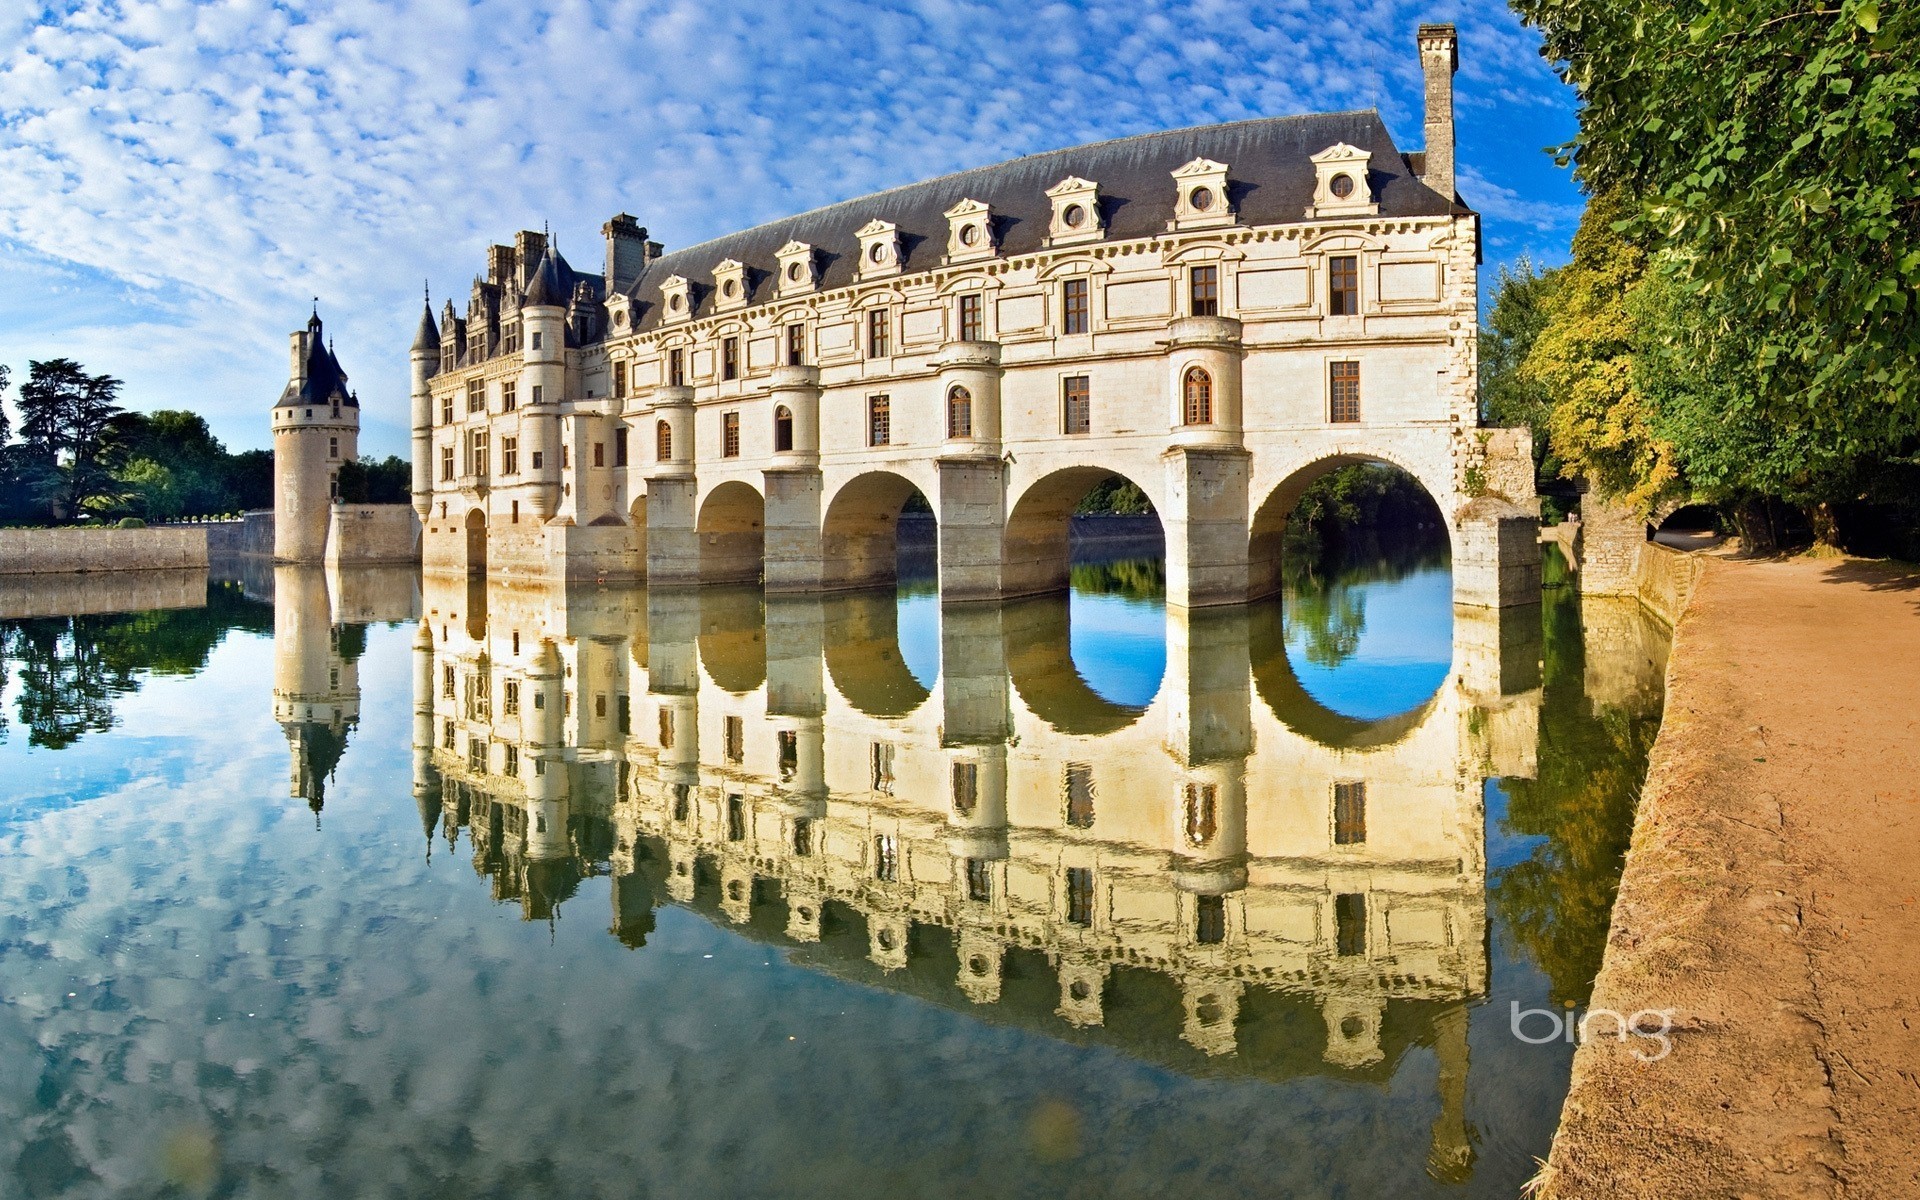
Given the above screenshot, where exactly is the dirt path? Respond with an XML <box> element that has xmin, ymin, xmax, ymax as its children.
<box><xmin>1540</xmin><ymin>554</ymin><xmax>1920</xmax><ymax>1199</ymax></box>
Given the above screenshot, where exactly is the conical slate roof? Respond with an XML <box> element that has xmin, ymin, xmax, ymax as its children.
<box><xmin>522</xmin><ymin>243</ymin><xmax>573</xmax><ymax>308</ymax></box>
<box><xmin>410</xmin><ymin>301</ymin><xmax>440</xmax><ymax>353</ymax></box>
<box><xmin>275</xmin><ymin>313</ymin><xmax>357</xmax><ymax>408</ymax></box>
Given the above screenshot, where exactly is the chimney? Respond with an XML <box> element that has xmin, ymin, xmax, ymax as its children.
<box><xmin>290</xmin><ymin>331</ymin><xmax>309</xmax><ymax>387</ymax></box>
<box><xmin>602</xmin><ymin>213</ymin><xmax>649</xmax><ymax>292</ymax></box>
<box><xmin>1418</xmin><ymin>23</ymin><xmax>1457</xmax><ymax>201</ymax></box>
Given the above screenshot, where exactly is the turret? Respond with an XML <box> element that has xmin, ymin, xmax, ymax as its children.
<box><xmin>409</xmin><ymin>294</ymin><xmax>439</xmax><ymax>519</ymax></box>
<box><xmin>272</xmin><ymin>310</ymin><xmax>359</xmax><ymax>562</ymax></box>
<box><xmin>519</xmin><ymin>244</ymin><xmax>569</xmax><ymax>520</ymax></box>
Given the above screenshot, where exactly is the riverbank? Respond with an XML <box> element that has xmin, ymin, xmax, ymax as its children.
<box><xmin>1540</xmin><ymin>553</ymin><xmax>1920</xmax><ymax>1198</ymax></box>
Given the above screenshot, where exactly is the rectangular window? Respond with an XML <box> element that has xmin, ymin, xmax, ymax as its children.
<box><xmin>727</xmin><ymin>795</ymin><xmax>746</xmax><ymax>842</ymax></box>
<box><xmin>467</xmin><ymin>735</ymin><xmax>484</xmax><ymax>771</ymax></box>
<box><xmin>442</xmin><ymin>664</ymin><xmax>455</xmax><ymax>699</ymax></box>
<box><xmin>614</xmin><ymin>427</ymin><xmax>628</xmax><ymax>466</ymax></box>
<box><xmin>1064</xmin><ymin>763</ymin><xmax>1095</xmax><ymax>828</ymax></box>
<box><xmin>617</xmin><ymin>694</ymin><xmax>630</xmax><ymax>735</ymax></box>
<box><xmin>530</xmin><ymin>331</ymin><xmax>543</xmax><ymax>350</ymax></box>
<box><xmin>951</xmin><ymin>760</ymin><xmax>978</xmax><ymax>816</ymax></box>
<box><xmin>472</xmin><ymin>430</ymin><xmax>487</xmax><ymax>477</ymax></box>
<box><xmin>503</xmin><ymin>322</ymin><xmax>521</xmax><ymax>354</ymax></box>
<box><xmin>592</xmin><ymin>441</ymin><xmax>605</xmax><ymax>468</ymax></box>
<box><xmin>503</xmin><ymin>679</ymin><xmax>519</xmax><ymax>715</ymax></box>
<box><xmin>530</xmin><ymin>450</ymin><xmax>543</xmax><ymax>471</ymax></box>
<box><xmin>966</xmin><ymin>858</ymin><xmax>993</xmax><ymax>903</ymax></box>
<box><xmin>441</xmin><ymin>346</ymin><xmax>455</xmax><ymax>373</ymax></box>
<box><xmin>668</xmin><ymin>348</ymin><xmax>685</xmax><ymax>387</ymax></box>
<box><xmin>442</xmin><ymin>719</ymin><xmax>454</xmax><ymax>750</ymax></box>
<box><xmin>440</xmin><ymin>393</ymin><xmax>453</xmax><ymax>425</ymax></box>
<box><xmin>867</xmin><ymin>309</ymin><xmax>889</xmax><ymax>358</ymax></box>
<box><xmin>440</xmin><ymin>446</ymin><xmax>454</xmax><ymax>482</ymax></box>
<box><xmin>612</xmin><ymin>363</ymin><xmax>626</xmax><ymax>399</ymax></box>
<box><xmin>786</xmin><ymin>323</ymin><xmax>805</xmax><ymax>366</ymax></box>
<box><xmin>593</xmin><ymin>693</ymin><xmax>607</xmax><ymax>719</ymax></box>
<box><xmin>657</xmin><ymin>707</ymin><xmax>674</xmax><ymax>749</ymax></box>
<box><xmin>1062</xmin><ymin>278</ymin><xmax>1090</xmax><ymax>334</ymax></box>
<box><xmin>501</xmin><ymin>381</ymin><xmax>516</xmax><ymax>412</ymax></box>
<box><xmin>672</xmin><ymin>783</ymin><xmax>690</xmax><ymax>822</ymax></box>
<box><xmin>1065</xmin><ymin>867</ymin><xmax>1095</xmax><ymax>927</ymax></box>
<box><xmin>1190</xmin><ymin>264</ymin><xmax>1220</xmax><ymax>316</ymax></box>
<box><xmin>867</xmin><ymin>395</ymin><xmax>890</xmax><ymax>447</ymax></box>
<box><xmin>1329</xmin><ymin>254</ymin><xmax>1359</xmax><ymax>315</ymax></box>
<box><xmin>873</xmin><ymin>835</ymin><xmax>899</xmax><ymax>883</ymax></box>
<box><xmin>777</xmin><ymin>729</ymin><xmax>798</xmax><ymax>781</ymax></box>
<box><xmin>722</xmin><ymin>336</ymin><xmax>739</xmax><ymax>380</ymax></box>
<box><xmin>328</xmin><ymin>436</ymin><xmax>338</xmax><ymax>459</ymax></box>
<box><xmin>504</xmin><ymin>744</ymin><xmax>519</xmax><ymax>778</ymax></box>
<box><xmin>723</xmin><ymin>714</ymin><xmax>744</xmax><ymax>763</ymax></box>
<box><xmin>870</xmin><ymin>742</ymin><xmax>894</xmax><ymax>793</ymax></box>
<box><xmin>531</xmin><ymin>384</ymin><xmax>543</xmax><ymax>405</ymax></box>
<box><xmin>1335</xmin><ymin>893</ymin><xmax>1367</xmax><ymax>957</ymax></box>
<box><xmin>1329</xmin><ymin>361</ymin><xmax>1361</xmax><ymax>423</ymax></box>
<box><xmin>1196</xmin><ymin>894</ymin><xmax>1226</xmax><ymax>945</ymax></box>
<box><xmin>1333</xmin><ymin>780</ymin><xmax>1367</xmax><ymax>845</ymax></box>
<box><xmin>467</xmin><ymin>378</ymin><xmax>485</xmax><ymax>414</ymax></box>
<box><xmin>958</xmin><ymin>293</ymin><xmax>982</xmax><ymax>342</ymax></box>
<box><xmin>722</xmin><ymin>411</ymin><xmax>741</xmax><ymax>457</ymax></box>
<box><xmin>1062</xmin><ymin>376</ymin><xmax>1091</xmax><ymax>435</ymax></box>
<box><xmin>501</xmin><ymin>436</ymin><xmax>518</xmax><ymax>475</ymax></box>
<box><xmin>792</xmin><ymin>818</ymin><xmax>813</xmax><ymax>857</ymax></box>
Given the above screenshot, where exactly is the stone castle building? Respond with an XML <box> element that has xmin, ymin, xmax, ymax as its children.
<box><xmin>272</xmin><ymin>311</ymin><xmax>420</xmax><ymax>566</ymax></box>
<box><xmin>412</xmin><ymin>24</ymin><xmax>1540</xmax><ymax>609</ymax></box>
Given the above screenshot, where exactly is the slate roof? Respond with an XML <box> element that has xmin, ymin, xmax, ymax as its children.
<box><xmin>276</xmin><ymin>313</ymin><xmax>357</xmax><ymax>408</ymax></box>
<box><xmin>522</xmin><ymin>243</ymin><xmax>573</xmax><ymax>308</ymax></box>
<box><xmin>622</xmin><ymin>109</ymin><xmax>1460</xmax><ymax>332</ymax></box>
<box><xmin>410</xmin><ymin>301</ymin><xmax>440</xmax><ymax>353</ymax></box>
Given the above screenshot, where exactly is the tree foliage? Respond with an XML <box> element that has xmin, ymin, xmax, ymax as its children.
<box><xmin>1511</xmin><ymin>0</ymin><xmax>1920</xmax><ymax>535</ymax></box>
<box><xmin>13</xmin><ymin>358</ymin><xmax>125</xmax><ymax>520</ymax></box>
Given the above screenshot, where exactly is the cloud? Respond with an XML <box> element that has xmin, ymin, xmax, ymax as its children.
<box><xmin>0</xmin><ymin>0</ymin><xmax>1580</xmax><ymax>456</ymax></box>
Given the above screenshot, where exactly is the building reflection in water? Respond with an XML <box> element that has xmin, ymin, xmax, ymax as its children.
<box><xmin>376</xmin><ymin>572</ymin><xmax>1554</xmax><ymax>1182</ymax></box>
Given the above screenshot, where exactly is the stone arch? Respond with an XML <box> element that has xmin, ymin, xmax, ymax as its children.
<box><xmin>697</xmin><ymin>480</ymin><xmax>765</xmax><ymax>585</ymax></box>
<box><xmin>697</xmin><ymin>586</ymin><xmax>767</xmax><ymax>695</ymax></box>
<box><xmin>1003</xmin><ymin>466</ymin><xmax>1165</xmax><ymax>599</ymax></box>
<box><xmin>821</xmin><ymin>470</ymin><xmax>935</xmax><ymax>592</ymax></box>
<box><xmin>823</xmin><ymin>590</ymin><xmax>933</xmax><ymax>718</ymax></box>
<box><xmin>1247</xmin><ymin>451</ymin><xmax>1451</xmax><ymax>602</ymax></box>
<box><xmin>1003</xmin><ymin>596</ymin><xmax>1160</xmax><ymax>736</ymax></box>
<box><xmin>463</xmin><ymin>507</ymin><xmax>487</xmax><ymax>578</ymax></box>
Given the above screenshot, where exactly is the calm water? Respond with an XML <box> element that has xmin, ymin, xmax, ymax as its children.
<box><xmin>0</xmin><ymin>545</ymin><xmax>1668</xmax><ymax>1198</ymax></box>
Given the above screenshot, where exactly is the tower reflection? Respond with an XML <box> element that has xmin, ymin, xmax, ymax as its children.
<box><xmin>409</xmin><ymin>575</ymin><xmax>1552</xmax><ymax>1177</ymax></box>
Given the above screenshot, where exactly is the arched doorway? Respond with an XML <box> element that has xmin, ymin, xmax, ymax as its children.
<box><xmin>464</xmin><ymin>508</ymin><xmax>487</xmax><ymax>578</ymax></box>
<box><xmin>821</xmin><ymin>471</ymin><xmax>936</xmax><ymax>592</ymax></box>
<box><xmin>697</xmin><ymin>481</ymin><xmax>765</xmax><ymax>585</ymax></box>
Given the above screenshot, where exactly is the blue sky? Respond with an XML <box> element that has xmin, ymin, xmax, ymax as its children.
<box><xmin>0</xmin><ymin>0</ymin><xmax>1582</xmax><ymax>459</ymax></box>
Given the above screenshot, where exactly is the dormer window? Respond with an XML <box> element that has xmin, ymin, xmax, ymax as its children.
<box><xmin>1307</xmin><ymin>144</ymin><xmax>1378</xmax><ymax>218</ymax></box>
<box><xmin>1045</xmin><ymin>176</ymin><xmax>1104</xmax><ymax>245</ymax></box>
<box><xmin>660</xmin><ymin>275</ymin><xmax>692</xmax><ymax>323</ymax></box>
<box><xmin>943</xmin><ymin>198</ymin><xmax>995</xmax><ymax>263</ymax></box>
<box><xmin>776</xmin><ymin>241</ymin><xmax>817</xmax><ymax>295</ymax></box>
<box><xmin>856</xmin><ymin>219</ymin><xmax>902</xmax><ymax>279</ymax></box>
<box><xmin>1169</xmin><ymin>159</ymin><xmax>1234</xmax><ymax>230</ymax></box>
<box><xmin>713</xmin><ymin>259</ymin><xmax>747</xmax><ymax>310</ymax></box>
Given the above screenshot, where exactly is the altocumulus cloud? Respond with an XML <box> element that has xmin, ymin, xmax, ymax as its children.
<box><xmin>0</xmin><ymin>0</ymin><xmax>1577</xmax><ymax>456</ymax></box>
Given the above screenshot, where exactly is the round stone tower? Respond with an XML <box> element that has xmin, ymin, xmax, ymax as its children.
<box><xmin>273</xmin><ymin>310</ymin><xmax>359</xmax><ymax>562</ymax></box>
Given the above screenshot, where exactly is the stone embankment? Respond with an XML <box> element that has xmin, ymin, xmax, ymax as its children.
<box><xmin>1539</xmin><ymin>553</ymin><xmax>1920</xmax><ymax>1199</ymax></box>
<box><xmin>0</xmin><ymin>526</ymin><xmax>208</xmax><ymax>575</ymax></box>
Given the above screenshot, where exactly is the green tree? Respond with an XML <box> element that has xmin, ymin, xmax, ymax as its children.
<box><xmin>1511</xmin><ymin>0</ymin><xmax>1920</xmax><ymax>543</ymax></box>
<box><xmin>16</xmin><ymin>358</ymin><xmax>126</xmax><ymax>521</ymax></box>
<box><xmin>1519</xmin><ymin>193</ymin><xmax>1684</xmax><ymax>515</ymax></box>
<box><xmin>1480</xmin><ymin>256</ymin><xmax>1563</xmax><ymax>473</ymax></box>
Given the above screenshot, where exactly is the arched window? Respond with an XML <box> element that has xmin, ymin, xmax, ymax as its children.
<box><xmin>773</xmin><ymin>405</ymin><xmax>794</xmax><ymax>452</ymax></box>
<box><xmin>1183</xmin><ymin>782</ymin><xmax>1217</xmax><ymax>847</ymax></box>
<box><xmin>947</xmin><ymin>385</ymin><xmax>973</xmax><ymax>439</ymax></box>
<box><xmin>655</xmin><ymin>420</ymin><xmax>672</xmax><ymax>462</ymax></box>
<box><xmin>1182</xmin><ymin>367</ymin><xmax>1213</xmax><ymax>426</ymax></box>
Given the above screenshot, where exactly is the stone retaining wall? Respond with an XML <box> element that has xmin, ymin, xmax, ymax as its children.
<box><xmin>0</xmin><ymin>526</ymin><xmax>208</xmax><ymax>575</ymax></box>
<box><xmin>1636</xmin><ymin>541</ymin><xmax>1705</xmax><ymax>626</ymax></box>
<box><xmin>0</xmin><ymin>567</ymin><xmax>208</xmax><ymax>618</ymax></box>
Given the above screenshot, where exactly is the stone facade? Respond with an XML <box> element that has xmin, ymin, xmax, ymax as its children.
<box><xmin>0</xmin><ymin>525</ymin><xmax>208</xmax><ymax>575</ymax></box>
<box><xmin>415</xmin><ymin>25</ymin><xmax>1538</xmax><ymax>608</ymax></box>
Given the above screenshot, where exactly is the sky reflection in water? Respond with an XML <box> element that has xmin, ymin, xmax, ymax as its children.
<box><xmin>0</xmin><ymin>551</ymin><xmax>1667</xmax><ymax>1199</ymax></box>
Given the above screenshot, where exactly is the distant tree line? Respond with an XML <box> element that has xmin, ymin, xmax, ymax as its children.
<box><xmin>0</xmin><ymin>358</ymin><xmax>408</xmax><ymax>525</ymax></box>
<box><xmin>1487</xmin><ymin>0</ymin><xmax>1918</xmax><ymax>556</ymax></box>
